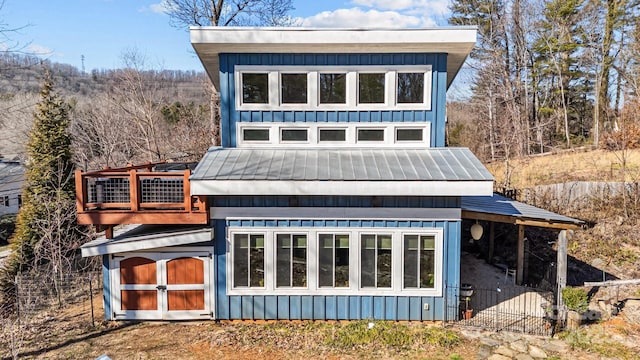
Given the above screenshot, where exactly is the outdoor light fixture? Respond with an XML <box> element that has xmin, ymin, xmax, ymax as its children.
<box><xmin>470</xmin><ymin>221</ymin><xmax>483</xmax><ymax>241</ymax></box>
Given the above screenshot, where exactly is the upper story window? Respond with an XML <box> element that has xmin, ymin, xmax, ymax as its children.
<box><xmin>235</xmin><ymin>65</ymin><xmax>432</xmax><ymax>111</ymax></box>
<box><xmin>358</xmin><ymin>73</ymin><xmax>386</xmax><ymax>104</ymax></box>
<box><xmin>281</xmin><ymin>128</ymin><xmax>308</xmax><ymax>142</ymax></box>
<box><xmin>319</xmin><ymin>73</ymin><xmax>346</xmax><ymax>104</ymax></box>
<box><xmin>237</xmin><ymin>122</ymin><xmax>430</xmax><ymax>148</ymax></box>
<box><xmin>397</xmin><ymin>73</ymin><xmax>425</xmax><ymax>104</ymax></box>
<box><xmin>281</xmin><ymin>73</ymin><xmax>308</xmax><ymax>104</ymax></box>
<box><xmin>241</xmin><ymin>73</ymin><xmax>269</xmax><ymax>104</ymax></box>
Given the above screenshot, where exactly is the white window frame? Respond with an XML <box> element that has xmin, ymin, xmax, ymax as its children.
<box><xmin>274</xmin><ymin>232</ymin><xmax>310</xmax><ymax>289</ymax></box>
<box><xmin>401</xmin><ymin>234</ymin><xmax>438</xmax><ymax>290</ymax></box>
<box><xmin>236</xmin><ymin>122</ymin><xmax>431</xmax><ymax>148</ymax></box>
<box><xmin>226</xmin><ymin>226</ymin><xmax>443</xmax><ymax>297</ymax></box>
<box><xmin>235</xmin><ymin>65</ymin><xmax>432</xmax><ymax>111</ymax></box>
<box><xmin>395</xmin><ymin>71</ymin><xmax>432</xmax><ymax>109</ymax></box>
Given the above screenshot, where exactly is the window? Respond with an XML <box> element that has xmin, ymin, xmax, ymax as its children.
<box><xmin>276</xmin><ymin>234</ymin><xmax>308</xmax><ymax>288</ymax></box>
<box><xmin>360</xmin><ymin>234</ymin><xmax>392</xmax><ymax>288</ymax></box>
<box><xmin>232</xmin><ymin>234</ymin><xmax>265</xmax><ymax>288</ymax></box>
<box><xmin>403</xmin><ymin>235</ymin><xmax>435</xmax><ymax>289</ymax></box>
<box><xmin>243</xmin><ymin>128</ymin><xmax>270</xmax><ymax>141</ymax></box>
<box><xmin>318</xmin><ymin>128</ymin><xmax>346</xmax><ymax>142</ymax></box>
<box><xmin>2</xmin><ymin>196</ymin><xmax>8</xmax><ymax>207</ymax></box>
<box><xmin>241</xmin><ymin>73</ymin><xmax>269</xmax><ymax>104</ymax></box>
<box><xmin>227</xmin><ymin>227</ymin><xmax>442</xmax><ymax>296</ymax></box>
<box><xmin>281</xmin><ymin>128</ymin><xmax>308</xmax><ymax>142</ymax></box>
<box><xmin>358</xmin><ymin>73</ymin><xmax>386</xmax><ymax>104</ymax></box>
<box><xmin>357</xmin><ymin>128</ymin><xmax>385</xmax><ymax>142</ymax></box>
<box><xmin>281</xmin><ymin>73</ymin><xmax>307</xmax><ymax>104</ymax></box>
<box><xmin>397</xmin><ymin>73</ymin><xmax>425</xmax><ymax>103</ymax></box>
<box><xmin>318</xmin><ymin>234</ymin><xmax>350</xmax><ymax>288</ymax></box>
<box><xmin>319</xmin><ymin>73</ymin><xmax>346</xmax><ymax>104</ymax></box>
<box><xmin>396</xmin><ymin>128</ymin><xmax>423</xmax><ymax>142</ymax></box>
<box><xmin>235</xmin><ymin>66</ymin><xmax>431</xmax><ymax>110</ymax></box>
<box><xmin>17</xmin><ymin>195</ymin><xmax>22</xmax><ymax>207</ymax></box>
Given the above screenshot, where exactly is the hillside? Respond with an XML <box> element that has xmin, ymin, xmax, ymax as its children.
<box><xmin>488</xmin><ymin>148</ymin><xmax>640</xmax><ymax>283</ymax></box>
<box><xmin>0</xmin><ymin>53</ymin><xmax>211</xmax><ymax>165</ymax></box>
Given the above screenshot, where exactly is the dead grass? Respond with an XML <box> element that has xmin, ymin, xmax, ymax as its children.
<box><xmin>1</xmin><ymin>297</ymin><xmax>481</xmax><ymax>360</ymax></box>
<box><xmin>487</xmin><ymin>148</ymin><xmax>640</xmax><ymax>189</ymax></box>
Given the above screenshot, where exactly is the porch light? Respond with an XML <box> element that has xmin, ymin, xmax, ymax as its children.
<box><xmin>470</xmin><ymin>221</ymin><xmax>483</xmax><ymax>241</ymax></box>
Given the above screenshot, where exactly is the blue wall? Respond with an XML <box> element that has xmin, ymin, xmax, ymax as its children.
<box><xmin>218</xmin><ymin>53</ymin><xmax>449</xmax><ymax>147</ymax></box>
<box><xmin>212</xmin><ymin>216</ymin><xmax>461</xmax><ymax>321</ymax></box>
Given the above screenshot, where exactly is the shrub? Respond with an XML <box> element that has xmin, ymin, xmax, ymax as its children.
<box><xmin>562</xmin><ymin>287</ymin><xmax>589</xmax><ymax>313</ymax></box>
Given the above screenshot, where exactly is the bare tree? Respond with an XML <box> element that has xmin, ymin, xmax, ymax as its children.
<box><xmin>164</xmin><ymin>0</ymin><xmax>296</xmax><ymax>146</ymax></box>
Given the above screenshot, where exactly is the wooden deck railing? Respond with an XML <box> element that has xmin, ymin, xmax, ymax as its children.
<box><xmin>75</xmin><ymin>165</ymin><xmax>208</xmax><ymax>229</ymax></box>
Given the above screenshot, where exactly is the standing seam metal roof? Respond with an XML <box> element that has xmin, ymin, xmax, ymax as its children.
<box><xmin>191</xmin><ymin>147</ymin><xmax>494</xmax><ymax>182</ymax></box>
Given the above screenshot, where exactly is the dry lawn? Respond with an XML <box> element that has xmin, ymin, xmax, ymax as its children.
<box><xmin>1</xmin><ymin>296</ymin><xmax>480</xmax><ymax>360</ymax></box>
<box><xmin>487</xmin><ymin>148</ymin><xmax>640</xmax><ymax>189</ymax></box>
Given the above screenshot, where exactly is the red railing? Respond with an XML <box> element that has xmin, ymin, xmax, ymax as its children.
<box><xmin>75</xmin><ymin>164</ymin><xmax>208</xmax><ymax>228</ymax></box>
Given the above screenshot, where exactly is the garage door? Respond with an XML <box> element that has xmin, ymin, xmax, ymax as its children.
<box><xmin>113</xmin><ymin>252</ymin><xmax>213</xmax><ymax>320</ymax></box>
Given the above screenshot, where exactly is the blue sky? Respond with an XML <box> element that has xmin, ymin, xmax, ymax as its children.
<box><xmin>0</xmin><ymin>0</ymin><xmax>453</xmax><ymax>72</ymax></box>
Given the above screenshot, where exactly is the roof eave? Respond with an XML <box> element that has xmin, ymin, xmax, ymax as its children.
<box><xmin>190</xmin><ymin>27</ymin><xmax>478</xmax><ymax>90</ymax></box>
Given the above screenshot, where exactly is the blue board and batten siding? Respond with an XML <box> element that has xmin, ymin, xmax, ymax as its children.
<box><xmin>211</xmin><ymin>195</ymin><xmax>461</xmax><ymax>321</ymax></box>
<box><xmin>218</xmin><ymin>53</ymin><xmax>449</xmax><ymax>148</ymax></box>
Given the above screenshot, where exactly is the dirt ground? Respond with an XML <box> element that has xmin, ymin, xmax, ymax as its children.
<box><xmin>3</xmin><ymin>293</ymin><xmax>640</xmax><ymax>360</ymax></box>
<box><xmin>1</xmin><ymin>296</ymin><xmax>481</xmax><ymax>360</ymax></box>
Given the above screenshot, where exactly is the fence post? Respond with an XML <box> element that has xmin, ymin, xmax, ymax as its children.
<box><xmin>89</xmin><ymin>273</ymin><xmax>95</xmax><ymax>328</ymax></box>
<box><xmin>15</xmin><ymin>274</ymin><xmax>20</xmax><ymax>326</ymax></box>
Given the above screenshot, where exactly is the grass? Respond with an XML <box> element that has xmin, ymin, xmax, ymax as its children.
<box><xmin>486</xmin><ymin>148</ymin><xmax>640</xmax><ymax>189</ymax></box>
<box><xmin>0</xmin><ymin>244</ymin><xmax>10</xmax><ymax>252</ymax></box>
<box><xmin>559</xmin><ymin>329</ymin><xmax>639</xmax><ymax>360</ymax></box>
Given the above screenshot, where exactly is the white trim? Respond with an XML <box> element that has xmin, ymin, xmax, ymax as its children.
<box><xmin>236</xmin><ymin>121</ymin><xmax>431</xmax><ymax>148</ymax></box>
<box><xmin>81</xmin><ymin>228</ymin><xmax>213</xmax><ymax>257</ymax></box>
<box><xmin>190</xmin><ymin>27</ymin><xmax>477</xmax><ymax>90</ymax></box>
<box><xmin>192</xmin><ymin>179</ymin><xmax>494</xmax><ymax>196</ymax></box>
<box><xmin>210</xmin><ymin>207</ymin><xmax>461</xmax><ymax>220</ymax></box>
<box><xmin>226</xmin><ymin>227</ymin><xmax>444</xmax><ymax>297</ymax></box>
<box><xmin>234</xmin><ymin>65</ymin><xmax>432</xmax><ymax>111</ymax></box>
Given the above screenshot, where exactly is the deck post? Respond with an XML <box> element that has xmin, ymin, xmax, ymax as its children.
<box><xmin>129</xmin><ymin>169</ymin><xmax>139</xmax><ymax>212</ymax></box>
<box><xmin>516</xmin><ymin>224</ymin><xmax>525</xmax><ymax>285</ymax></box>
<box><xmin>557</xmin><ymin>230</ymin><xmax>568</xmax><ymax>307</ymax></box>
<box><xmin>183</xmin><ymin>169</ymin><xmax>191</xmax><ymax>211</ymax></box>
<box><xmin>75</xmin><ymin>170</ymin><xmax>85</xmax><ymax>214</ymax></box>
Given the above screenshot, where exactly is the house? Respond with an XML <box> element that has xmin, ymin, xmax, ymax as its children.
<box><xmin>0</xmin><ymin>160</ymin><xmax>24</xmax><ymax>217</ymax></box>
<box><xmin>78</xmin><ymin>27</ymin><xmax>582</xmax><ymax>322</ymax></box>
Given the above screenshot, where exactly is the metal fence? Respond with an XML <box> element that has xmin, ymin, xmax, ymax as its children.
<box><xmin>446</xmin><ymin>285</ymin><xmax>556</xmax><ymax>336</ymax></box>
<box><xmin>15</xmin><ymin>271</ymin><xmax>102</xmax><ymax>326</ymax></box>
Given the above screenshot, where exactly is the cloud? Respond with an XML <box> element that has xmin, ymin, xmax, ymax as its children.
<box><xmin>146</xmin><ymin>0</ymin><xmax>175</xmax><ymax>14</ymax></box>
<box><xmin>352</xmin><ymin>0</ymin><xmax>451</xmax><ymax>17</ymax></box>
<box><xmin>26</xmin><ymin>44</ymin><xmax>55</xmax><ymax>56</ymax></box>
<box><xmin>300</xmin><ymin>8</ymin><xmax>422</xmax><ymax>28</ymax></box>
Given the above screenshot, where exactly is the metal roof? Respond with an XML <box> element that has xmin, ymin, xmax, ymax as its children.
<box><xmin>80</xmin><ymin>224</ymin><xmax>213</xmax><ymax>256</ymax></box>
<box><xmin>461</xmin><ymin>193</ymin><xmax>583</xmax><ymax>228</ymax></box>
<box><xmin>190</xmin><ymin>27</ymin><xmax>477</xmax><ymax>90</ymax></box>
<box><xmin>190</xmin><ymin>147</ymin><xmax>494</xmax><ymax>196</ymax></box>
<box><xmin>0</xmin><ymin>161</ymin><xmax>24</xmax><ymax>194</ymax></box>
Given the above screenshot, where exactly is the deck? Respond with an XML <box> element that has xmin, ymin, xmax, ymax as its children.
<box><xmin>75</xmin><ymin>164</ymin><xmax>209</xmax><ymax>235</ymax></box>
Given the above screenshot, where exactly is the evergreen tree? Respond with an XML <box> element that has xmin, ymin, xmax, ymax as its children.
<box><xmin>0</xmin><ymin>70</ymin><xmax>87</xmax><ymax>310</ymax></box>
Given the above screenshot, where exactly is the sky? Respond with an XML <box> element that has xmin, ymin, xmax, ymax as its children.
<box><xmin>0</xmin><ymin>0</ymin><xmax>454</xmax><ymax>72</ymax></box>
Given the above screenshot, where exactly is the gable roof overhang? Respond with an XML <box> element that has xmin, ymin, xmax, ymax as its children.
<box><xmin>190</xmin><ymin>27</ymin><xmax>478</xmax><ymax>91</ymax></box>
<box><xmin>461</xmin><ymin>193</ymin><xmax>583</xmax><ymax>230</ymax></box>
<box><xmin>190</xmin><ymin>147</ymin><xmax>494</xmax><ymax>197</ymax></box>
<box><xmin>80</xmin><ymin>224</ymin><xmax>213</xmax><ymax>256</ymax></box>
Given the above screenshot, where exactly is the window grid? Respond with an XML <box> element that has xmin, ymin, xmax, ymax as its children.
<box><xmin>227</xmin><ymin>228</ymin><xmax>442</xmax><ymax>296</ymax></box>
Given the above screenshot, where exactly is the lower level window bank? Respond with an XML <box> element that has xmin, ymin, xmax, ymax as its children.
<box><xmin>227</xmin><ymin>227</ymin><xmax>443</xmax><ymax>296</ymax></box>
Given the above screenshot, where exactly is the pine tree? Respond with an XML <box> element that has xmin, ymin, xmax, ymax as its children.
<box><xmin>0</xmin><ymin>69</ymin><xmax>87</xmax><ymax>310</ymax></box>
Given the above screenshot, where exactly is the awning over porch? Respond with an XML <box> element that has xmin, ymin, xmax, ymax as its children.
<box><xmin>80</xmin><ymin>224</ymin><xmax>213</xmax><ymax>257</ymax></box>
<box><xmin>461</xmin><ymin>193</ymin><xmax>583</xmax><ymax>230</ymax></box>
<box><xmin>190</xmin><ymin>147</ymin><xmax>494</xmax><ymax>197</ymax></box>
